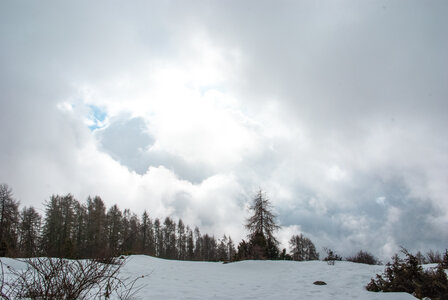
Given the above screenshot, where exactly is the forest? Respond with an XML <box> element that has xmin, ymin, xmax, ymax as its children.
<box><xmin>0</xmin><ymin>184</ymin><xmax>319</xmax><ymax>262</ymax></box>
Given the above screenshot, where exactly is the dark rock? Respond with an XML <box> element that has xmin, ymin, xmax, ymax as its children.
<box><xmin>313</xmin><ymin>281</ymin><xmax>327</xmax><ymax>285</ymax></box>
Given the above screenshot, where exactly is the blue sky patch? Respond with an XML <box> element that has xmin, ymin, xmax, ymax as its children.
<box><xmin>87</xmin><ymin>105</ymin><xmax>107</xmax><ymax>131</ymax></box>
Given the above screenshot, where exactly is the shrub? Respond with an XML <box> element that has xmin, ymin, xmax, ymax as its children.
<box><xmin>366</xmin><ymin>248</ymin><xmax>448</xmax><ymax>299</ymax></box>
<box><xmin>346</xmin><ymin>250</ymin><xmax>380</xmax><ymax>265</ymax></box>
<box><xmin>0</xmin><ymin>256</ymin><xmax>145</xmax><ymax>300</ymax></box>
<box><xmin>442</xmin><ymin>249</ymin><xmax>448</xmax><ymax>269</ymax></box>
<box><xmin>323</xmin><ymin>248</ymin><xmax>342</xmax><ymax>265</ymax></box>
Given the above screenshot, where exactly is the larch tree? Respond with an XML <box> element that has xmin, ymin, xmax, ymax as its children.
<box><xmin>86</xmin><ymin>196</ymin><xmax>107</xmax><ymax>257</ymax></box>
<box><xmin>0</xmin><ymin>184</ymin><xmax>19</xmax><ymax>256</ymax></box>
<box><xmin>177</xmin><ymin>219</ymin><xmax>186</xmax><ymax>260</ymax></box>
<box><xmin>18</xmin><ymin>206</ymin><xmax>41</xmax><ymax>257</ymax></box>
<box><xmin>186</xmin><ymin>226</ymin><xmax>195</xmax><ymax>260</ymax></box>
<box><xmin>141</xmin><ymin>210</ymin><xmax>155</xmax><ymax>256</ymax></box>
<box><xmin>289</xmin><ymin>234</ymin><xmax>319</xmax><ymax>261</ymax></box>
<box><xmin>245</xmin><ymin>190</ymin><xmax>280</xmax><ymax>259</ymax></box>
<box><xmin>106</xmin><ymin>204</ymin><xmax>122</xmax><ymax>255</ymax></box>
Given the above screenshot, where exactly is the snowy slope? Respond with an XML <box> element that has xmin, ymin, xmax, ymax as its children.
<box><xmin>115</xmin><ymin>255</ymin><xmax>415</xmax><ymax>300</ymax></box>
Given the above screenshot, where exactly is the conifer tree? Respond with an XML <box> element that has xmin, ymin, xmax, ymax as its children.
<box><xmin>18</xmin><ymin>206</ymin><xmax>41</xmax><ymax>257</ymax></box>
<box><xmin>85</xmin><ymin>196</ymin><xmax>107</xmax><ymax>257</ymax></box>
<box><xmin>0</xmin><ymin>184</ymin><xmax>19</xmax><ymax>256</ymax></box>
<box><xmin>73</xmin><ymin>201</ymin><xmax>87</xmax><ymax>257</ymax></box>
<box><xmin>106</xmin><ymin>204</ymin><xmax>122</xmax><ymax>255</ymax></box>
<box><xmin>289</xmin><ymin>234</ymin><xmax>319</xmax><ymax>261</ymax></box>
<box><xmin>217</xmin><ymin>235</ymin><xmax>228</xmax><ymax>261</ymax></box>
<box><xmin>227</xmin><ymin>236</ymin><xmax>236</xmax><ymax>261</ymax></box>
<box><xmin>177</xmin><ymin>219</ymin><xmax>186</xmax><ymax>260</ymax></box>
<box><xmin>41</xmin><ymin>194</ymin><xmax>76</xmax><ymax>257</ymax></box>
<box><xmin>194</xmin><ymin>227</ymin><xmax>202</xmax><ymax>260</ymax></box>
<box><xmin>163</xmin><ymin>217</ymin><xmax>177</xmax><ymax>259</ymax></box>
<box><xmin>141</xmin><ymin>210</ymin><xmax>155</xmax><ymax>256</ymax></box>
<box><xmin>245</xmin><ymin>190</ymin><xmax>280</xmax><ymax>259</ymax></box>
<box><xmin>186</xmin><ymin>226</ymin><xmax>195</xmax><ymax>260</ymax></box>
<box><xmin>154</xmin><ymin>218</ymin><xmax>163</xmax><ymax>257</ymax></box>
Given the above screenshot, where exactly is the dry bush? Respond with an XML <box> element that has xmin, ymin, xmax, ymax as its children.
<box><xmin>323</xmin><ymin>248</ymin><xmax>342</xmax><ymax>265</ymax></box>
<box><xmin>346</xmin><ymin>250</ymin><xmax>380</xmax><ymax>265</ymax></box>
<box><xmin>1</xmin><ymin>256</ymin><xmax>146</xmax><ymax>300</ymax></box>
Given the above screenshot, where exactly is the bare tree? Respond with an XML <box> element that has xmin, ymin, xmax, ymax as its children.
<box><xmin>289</xmin><ymin>234</ymin><xmax>319</xmax><ymax>261</ymax></box>
<box><xmin>245</xmin><ymin>190</ymin><xmax>280</xmax><ymax>259</ymax></box>
<box><xmin>245</xmin><ymin>190</ymin><xmax>280</xmax><ymax>242</ymax></box>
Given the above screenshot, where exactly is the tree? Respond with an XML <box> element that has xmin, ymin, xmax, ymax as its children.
<box><xmin>236</xmin><ymin>240</ymin><xmax>250</xmax><ymax>260</ymax></box>
<box><xmin>106</xmin><ymin>204</ymin><xmax>122</xmax><ymax>255</ymax></box>
<box><xmin>217</xmin><ymin>235</ymin><xmax>228</xmax><ymax>261</ymax></box>
<box><xmin>163</xmin><ymin>217</ymin><xmax>176</xmax><ymax>259</ymax></box>
<box><xmin>177</xmin><ymin>219</ymin><xmax>186</xmax><ymax>260</ymax></box>
<box><xmin>186</xmin><ymin>226</ymin><xmax>195</xmax><ymax>260</ymax></box>
<box><xmin>245</xmin><ymin>190</ymin><xmax>280</xmax><ymax>259</ymax></box>
<box><xmin>73</xmin><ymin>201</ymin><xmax>87</xmax><ymax>257</ymax></box>
<box><xmin>289</xmin><ymin>234</ymin><xmax>319</xmax><ymax>261</ymax></box>
<box><xmin>141</xmin><ymin>211</ymin><xmax>155</xmax><ymax>256</ymax></box>
<box><xmin>0</xmin><ymin>184</ymin><xmax>19</xmax><ymax>256</ymax></box>
<box><xmin>120</xmin><ymin>209</ymin><xmax>140</xmax><ymax>254</ymax></box>
<box><xmin>154</xmin><ymin>218</ymin><xmax>162</xmax><ymax>257</ymax></box>
<box><xmin>227</xmin><ymin>237</ymin><xmax>236</xmax><ymax>261</ymax></box>
<box><xmin>41</xmin><ymin>194</ymin><xmax>77</xmax><ymax>258</ymax></box>
<box><xmin>85</xmin><ymin>196</ymin><xmax>107</xmax><ymax>258</ymax></box>
<box><xmin>18</xmin><ymin>206</ymin><xmax>41</xmax><ymax>257</ymax></box>
<box><xmin>194</xmin><ymin>227</ymin><xmax>202</xmax><ymax>260</ymax></box>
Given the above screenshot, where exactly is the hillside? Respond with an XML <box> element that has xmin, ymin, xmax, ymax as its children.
<box><xmin>115</xmin><ymin>256</ymin><xmax>415</xmax><ymax>299</ymax></box>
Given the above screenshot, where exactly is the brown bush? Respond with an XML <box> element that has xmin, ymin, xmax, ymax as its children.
<box><xmin>1</xmin><ymin>256</ymin><xmax>145</xmax><ymax>300</ymax></box>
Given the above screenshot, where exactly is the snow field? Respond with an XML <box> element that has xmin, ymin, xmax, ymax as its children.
<box><xmin>116</xmin><ymin>255</ymin><xmax>416</xmax><ymax>299</ymax></box>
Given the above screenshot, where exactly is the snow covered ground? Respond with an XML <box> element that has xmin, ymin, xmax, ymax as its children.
<box><xmin>1</xmin><ymin>255</ymin><xmax>417</xmax><ymax>299</ymax></box>
<box><xmin>117</xmin><ymin>255</ymin><xmax>415</xmax><ymax>300</ymax></box>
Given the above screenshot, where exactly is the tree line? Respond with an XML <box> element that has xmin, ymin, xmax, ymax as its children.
<box><xmin>1</xmin><ymin>183</ymin><xmax>320</xmax><ymax>262</ymax></box>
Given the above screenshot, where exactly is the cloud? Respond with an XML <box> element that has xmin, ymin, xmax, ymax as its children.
<box><xmin>1</xmin><ymin>0</ymin><xmax>447</xmax><ymax>260</ymax></box>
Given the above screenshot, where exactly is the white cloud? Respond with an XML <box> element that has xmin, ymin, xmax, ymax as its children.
<box><xmin>1</xmin><ymin>0</ymin><xmax>447</xmax><ymax>261</ymax></box>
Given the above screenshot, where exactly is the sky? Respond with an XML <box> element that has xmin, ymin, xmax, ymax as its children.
<box><xmin>1</xmin><ymin>0</ymin><xmax>447</xmax><ymax>260</ymax></box>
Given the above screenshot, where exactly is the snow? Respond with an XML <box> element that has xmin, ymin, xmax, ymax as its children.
<box><xmin>1</xmin><ymin>255</ymin><xmax>417</xmax><ymax>299</ymax></box>
<box><xmin>117</xmin><ymin>256</ymin><xmax>416</xmax><ymax>299</ymax></box>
